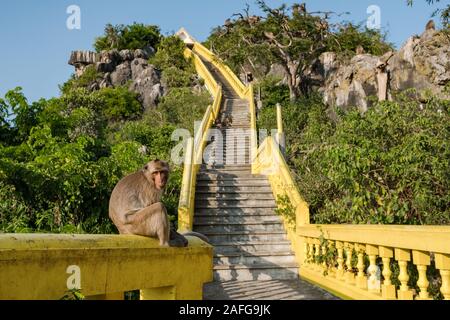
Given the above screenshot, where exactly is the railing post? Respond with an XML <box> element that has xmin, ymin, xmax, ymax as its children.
<box><xmin>395</xmin><ymin>248</ymin><xmax>414</xmax><ymax>300</ymax></box>
<box><xmin>412</xmin><ymin>250</ymin><xmax>431</xmax><ymax>300</ymax></box>
<box><xmin>379</xmin><ymin>246</ymin><xmax>396</xmax><ymax>299</ymax></box>
<box><xmin>275</xmin><ymin>103</ymin><xmax>286</xmax><ymax>157</ymax></box>
<box><xmin>178</xmin><ymin>137</ymin><xmax>194</xmax><ymax>231</ymax></box>
<box><xmin>435</xmin><ymin>253</ymin><xmax>450</xmax><ymax>300</ymax></box>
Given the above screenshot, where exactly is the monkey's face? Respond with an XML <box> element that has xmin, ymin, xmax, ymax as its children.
<box><xmin>153</xmin><ymin>171</ymin><xmax>168</xmax><ymax>190</ymax></box>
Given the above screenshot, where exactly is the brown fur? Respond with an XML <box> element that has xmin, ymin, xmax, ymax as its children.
<box><xmin>109</xmin><ymin>160</ymin><xmax>186</xmax><ymax>247</ymax></box>
<box><xmin>425</xmin><ymin>19</ymin><xmax>435</xmax><ymax>31</ymax></box>
<box><xmin>356</xmin><ymin>45</ymin><xmax>365</xmax><ymax>55</ymax></box>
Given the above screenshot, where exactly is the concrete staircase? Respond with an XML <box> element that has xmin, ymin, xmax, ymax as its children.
<box><xmin>193</xmin><ymin>55</ymin><xmax>298</xmax><ymax>282</ymax></box>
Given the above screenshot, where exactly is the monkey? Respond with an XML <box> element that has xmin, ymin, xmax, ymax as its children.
<box><xmin>425</xmin><ymin>19</ymin><xmax>435</xmax><ymax>31</ymax></box>
<box><xmin>109</xmin><ymin>159</ymin><xmax>206</xmax><ymax>247</ymax></box>
<box><xmin>356</xmin><ymin>45</ymin><xmax>365</xmax><ymax>55</ymax></box>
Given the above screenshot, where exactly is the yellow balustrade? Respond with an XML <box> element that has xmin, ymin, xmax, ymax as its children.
<box><xmin>296</xmin><ymin>225</ymin><xmax>450</xmax><ymax>300</ymax></box>
<box><xmin>0</xmin><ymin>234</ymin><xmax>212</xmax><ymax>300</ymax></box>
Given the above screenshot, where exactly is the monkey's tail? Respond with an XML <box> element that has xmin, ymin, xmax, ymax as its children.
<box><xmin>182</xmin><ymin>231</ymin><xmax>211</xmax><ymax>244</ymax></box>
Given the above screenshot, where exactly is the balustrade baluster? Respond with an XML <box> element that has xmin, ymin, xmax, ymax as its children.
<box><xmin>356</xmin><ymin>244</ymin><xmax>367</xmax><ymax>289</ymax></box>
<box><xmin>314</xmin><ymin>241</ymin><xmax>321</xmax><ymax>271</ymax></box>
<box><xmin>435</xmin><ymin>253</ymin><xmax>450</xmax><ymax>300</ymax></box>
<box><xmin>395</xmin><ymin>248</ymin><xmax>414</xmax><ymax>300</ymax></box>
<box><xmin>344</xmin><ymin>242</ymin><xmax>355</xmax><ymax>284</ymax></box>
<box><xmin>308</xmin><ymin>240</ymin><xmax>315</xmax><ymax>267</ymax></box>
<box><xmin>366</xmin><ymin>245</ymin><xmax>381</xmax><ymax>294</ymax></box>
<box><xmin>321</xmin><ymin>244</ymin><xmax>327</xmax><ymax>273</ymax></box>
<box><xmin>379</xmin><ymin>246</ymin><xmax>396</xmax><ymax>299</ymax></box>
<box><xmin>327</xmin><ymin>241</ymin><xmax>336</xmax><ymax>277</ymax></box>
<box><xmin>412</xmin><ymin>250</ymin><xmax>431</xmax><ymax>300</ymax></box>
<box><xmin>335</xmin><ymin>241</ymin><xmax>344</xmax><ymax>280</ymax></box>
<box><xmin>304</xmin><ymin>238</ymin><xmax>311</xmax><ymax>266</ymax></box>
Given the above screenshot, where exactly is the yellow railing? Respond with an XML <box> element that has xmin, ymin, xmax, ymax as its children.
<box><xmin>192</xmin><ymin>42</ymin><xmax>248</xmax><ymax>98</ymax></box>
<box><xmin>190</xmin><ymin>41</ymin><xmax>258</xmax><ymax>173</ymax></box>
<box><xmin>0</xmin><ymin>234</ymin><xmax>212</xmax><ymax>300</ymax></box>
<box><xmin>254</xmin><ymin>112</ymin><xmax>450</xmax><ymax>301</ymax></box>
<box><xmin>298</xmin><ymin>225</ymin><xmax>450</xmax><ymax>300</ymax></box>
<box><xmin>178</xmin><ymin>48</ymin><xmax>222</xmax><ymax>231</ymax></box>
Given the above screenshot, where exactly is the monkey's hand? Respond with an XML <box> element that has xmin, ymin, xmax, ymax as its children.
<box><xmin>168</xmin><ymin>229</ymin><xmax>188</xmax><ymax>247</ymax></box>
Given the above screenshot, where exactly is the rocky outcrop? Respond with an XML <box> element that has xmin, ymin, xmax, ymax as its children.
<box><xmin>68</xmin><ymin>47</ymin><xmax>164</xmax><ymax>109</ymax></box>
<box><xmin>308</xmin><ymin>29</ymin><xmax>450</xmax><ymax>111</ymax></box>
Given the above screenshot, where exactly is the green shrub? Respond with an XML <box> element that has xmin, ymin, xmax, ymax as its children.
<box><xmin>94</xmin><ymin>23</ymin><xmax>161</xmax><ymax>52</ymax></box>
<box><xmin>157</xmin><ymin>88</ymin><xmax>211</xmax><ymax>133</ymax></box>
<box><xmin>96</xmin><ymin>86</ymin><xmax>143</xmax><ymax>121</ymax></box>
<box><xmin>60</xmin><ymin>65</ymin><xmax>102</xmax><ymax>95</ymax></box>
<box><xmin>282</xmin><ymin>93</ymin><xmax>450</xmax><ymax>225</ymax></box>
<box><xmin>150</xmin><ymin>36</ymin><xmax>193</xmax><ymax>71</ymax></box>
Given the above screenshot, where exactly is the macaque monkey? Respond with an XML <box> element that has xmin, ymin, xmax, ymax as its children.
<box><xmin>109</xmin><ymin>159</ymin><xmax>196</xmax><ymax>247</ymax></box>
<box><xmin>425</xmin><ymin>19</ymin><xmax>435</xmax><ymax>31</ymax></box>
<box><xmin>356</xmin><ymin>45</ymin><xmax>365</xmax><ymax>55</ymax></box>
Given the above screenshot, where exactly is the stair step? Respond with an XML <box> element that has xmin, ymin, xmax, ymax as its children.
<box><xmin>201</xmin><ymin>231</ymin><xmax>286</xmax><ymax>242</ymax></box>
<box><xmin>196</xmin><ymin>181</ymin><xmax>270</xmax><ymax>188</ymax></box>
<box><xmin>195</xmin><ymin>193</ymin><xmax>275</xmax><ymax>200</ymax></box>
<box><xmin>194</xmin><ymin>221</ymin><xmax>284</xmax><ymax>233</ymax></box>
<box><xmin>214</xmin><ymin>252</ymin><xmax>296</xmax><ymax>265</ymax></box>
<box><xmin>195</xmin><ymin>199</ymin><xmax>277</xmax><ymax>208</ymax></box>
<box><xmin>200</xmin><ymin>164</ymin><xmax>251</xmax><ymax>169</ymax></box>
<box><xmin>197</xmin><ymin>174</ymin><xmax>266</xmax><ymax>180</ymax></box>
<box><xmin>194</xmin><ymin>215</ymin><xmax>281</xmax><ymax>224</ymax></box>
<box><xmin>213</xmin><ymin>263</ymin><xmax>298</xmax><ymax>281</ymax></box>
<box><xmin>195</xmin><ymin>207</ymin><xmax>276</xmax><ymax>215</ymax></box>
<box><xmin>213</xmin><ymin>241</ymin><xmax>293</xmax><ymax>253</ymax></box>
<box><xmin>195</xmin><ymin>186</ymin><xmax>272</xmax><ymax>193</ymax></box>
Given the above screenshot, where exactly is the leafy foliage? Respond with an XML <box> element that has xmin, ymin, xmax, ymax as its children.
<box><xmin>94</xmin><ymin>23</ymin><xmax>161</xmax><ymax>52</ymax></box>
<box><xmin>0</xmin><ymin>83</ymin><xmax>195</xmax><ymax>233</ymax></box>
<box><xmin>97</xmin><ymin>86</ymin><xmax>143</xmax><ymax>121</ymax></box>
<box><xmin>327</xmin><ymin>23</ymin><xmax>394</xmax><ymax>57</ymax></box>
<box><xmin>205</xmin><ymin>0</ymin><xmax>392</xmax><ymax>100</ymax></box>
<box><xmin>258</xmin><ymin>83</ymin><xmax>449</xmax><ymax>225</ymax></box>
<box><xmin>150</xmin><ymin>36</ymin><xmax>196</xmax><ymax>88</ymax></box>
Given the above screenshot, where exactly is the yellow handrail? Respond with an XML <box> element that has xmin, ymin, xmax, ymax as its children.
<box><xmin>178</xmin><ymin>48</ymin><xmax>222</xmax><ymax>232</ymax></box>
<box><xmin>191</xmin><ymin>42</ymin><xmax>258</xmax><ymax>173</ymax></box>
<box><xmin>192</xmin><ymin>42</ymin><xmax>248</xmax><ymax>98</ymax></box>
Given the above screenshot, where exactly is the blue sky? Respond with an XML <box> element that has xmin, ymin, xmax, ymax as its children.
<box><xmin>0</xmin><ymin>0</ymin><xmax>444</xmax><ymax>103</ymax></box>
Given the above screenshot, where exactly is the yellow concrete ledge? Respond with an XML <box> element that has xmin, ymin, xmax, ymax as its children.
<box><xmin>0</xmin><ymin>234</ymin><xmax>213</xmax><ymax>300</ymax></box>
<box><xmin>300</xmin><ymin>268</ymin><xmax>383</xmax><ymax>300</ymax></box>
<box><xmin>297</xmin><ymin>224</ymin><xmax>450</xmax><ymax>254</ymax></box>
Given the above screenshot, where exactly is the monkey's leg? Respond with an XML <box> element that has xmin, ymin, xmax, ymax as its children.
<box><xmin>124</xmin><ymin>202</ymin><xmax>170</xmax><ymax>246</ymax></box>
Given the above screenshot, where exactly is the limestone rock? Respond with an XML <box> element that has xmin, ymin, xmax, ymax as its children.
<box><xmin>321</xmin><ymin>54</ymin><xmax>380</xmax><ymax>112</ymax></box>
<box><xmin>119</xmin><ymin>49</ymin><xmax>134</xmax><ymax>61</ymax></box>
<box><xmin>129</xmin><ymin>66</ymin><xmax>163</xmax><ymax>108</ymax></box>
<box><xmin>68</xmin><ymin>51</ymin><xmax>100</xmax><ymax>77</ymax></box>
<box><xmin>110</xmin><ymin>61</ymin><xmax>132</xmax><ymax>86</ymax></box>
<box><xmin>312</xmin><ymin>29</ymin><xmax>450</xmax><ymax>111</ymax></box>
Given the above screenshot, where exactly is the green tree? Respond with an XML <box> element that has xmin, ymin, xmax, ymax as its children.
<box><xmin>206</xmin><ymin>1</ymin><xmax>391</xmax><ymax>101</ymax></box>
<box><xmin>94</xmin><ymin>23</ymin><xmax>161</xmax><ymax>52</ymax></box>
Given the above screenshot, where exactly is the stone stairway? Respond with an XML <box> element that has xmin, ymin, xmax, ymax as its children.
<box><xmin>193</xmin><ymin>55</ymin><xmax>298</xmax><ymax>282</ymax></box>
